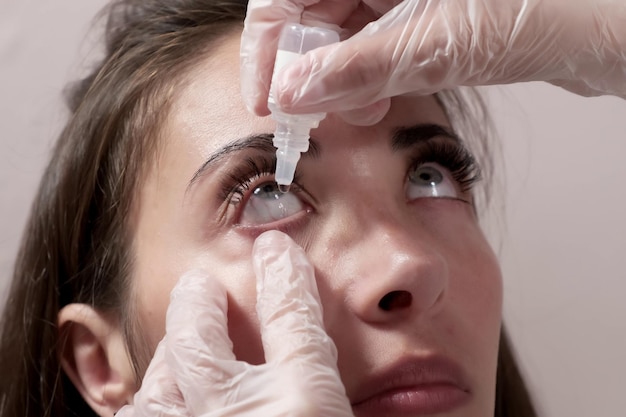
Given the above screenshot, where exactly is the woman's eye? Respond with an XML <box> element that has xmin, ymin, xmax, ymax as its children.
<box><xmin>406</xmin><ymin>163</ymin><xmax>459</xmax><ymax>200</ymax></box>
<box><xmin>239</xmin><ymin>182</ymin><xmax>305</xmax><ymax>225</ymax></box>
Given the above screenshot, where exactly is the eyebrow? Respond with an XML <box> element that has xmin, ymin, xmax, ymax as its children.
<box><xmin>187</xmin><ymin>133</ymin><xmax>321</xmax><ymax>189</ymax></box>
<box><xmin>391</xmin><ymin>123</ymin><xmax>460</xmax><ymax>151</ymax></box>
<box><xmin>187</xmin><ymin>123</ymin><xmax>458</xmax><ymax>190</ymax></box>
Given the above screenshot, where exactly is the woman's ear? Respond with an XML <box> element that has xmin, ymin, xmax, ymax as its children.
<box><xmin>58</xmin><ymin>304</ymin><xmax>137</xmax><ymax>417</ymax></box>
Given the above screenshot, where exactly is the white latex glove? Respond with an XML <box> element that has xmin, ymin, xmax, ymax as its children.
<box><xmin>116</xmin><ymin>230</ymin><xmax>353</xmax><ymax>416</ymax></box>
<box><xmin>240</xmin><ymin>0</ymin><xmax>626</xmax><ymax>125</ymax></box>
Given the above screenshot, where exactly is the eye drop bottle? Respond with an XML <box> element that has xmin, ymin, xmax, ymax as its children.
<box><xmin>268</xmin><ymin>23</ymin><xmax>339</xmax><ymax>192</ymax></box>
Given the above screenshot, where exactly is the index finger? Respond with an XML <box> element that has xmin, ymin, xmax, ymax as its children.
<box><xmin>253</xmin><ymin>231</ymin><xmax>339</xmax><ymax>368</ymax></box>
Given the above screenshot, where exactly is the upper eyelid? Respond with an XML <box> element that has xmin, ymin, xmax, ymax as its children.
<box><xmin>217</xmin><ymin>153</ymin><xmax>309</xmax><ymax>221</ymax></box>
<box><xmin>405</xmin><ymin>140</ymin><xmax>479</xmax><ymax>186</ymax></box>
<box><xmin>219</xmin><ymin>155</ymin><xmax>277</xmax><ymax>201</ymax></box>
<box><xmin>224</xmin><ymin>170</ymin><xmax>275</xmax><ymax>204</ymax></box>
<box><xmin>186</xmin><ymin>134</ymin><xmax>323</xmax><ymax>195</ymax></box>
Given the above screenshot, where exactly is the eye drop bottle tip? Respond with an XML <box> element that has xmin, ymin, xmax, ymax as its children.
<box><xmin>274</xmin><ymin>144</ymin><xmax>301</xmax><ymax>192</ymax></box>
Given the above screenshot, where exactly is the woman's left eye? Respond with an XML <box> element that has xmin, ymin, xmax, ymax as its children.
<box><xmin>406</xmin><ymin>163</ymin><xmax>459</xmax><ymax>200</ymax></box>
<box><xmin>239</xmin><ymin>182</ymin><xmax>306</xmax><ymax>225</ymax></box>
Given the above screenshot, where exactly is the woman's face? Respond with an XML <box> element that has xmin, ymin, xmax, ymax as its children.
<box><xmin>131</xmin><ymin>32</ymin><xmax>502</xmax><ymax>416</ymax></box>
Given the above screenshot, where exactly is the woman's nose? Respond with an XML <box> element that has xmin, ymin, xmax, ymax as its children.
<box><xmin>339</xmin><ymin>221</ymin><xmax>449</xmax><ymax>324</ymax></box>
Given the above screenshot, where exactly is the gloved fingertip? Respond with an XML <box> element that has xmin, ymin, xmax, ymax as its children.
<box><xmin>153</xmin><ymin>336</ymin><xmax>168</xmax><ymax>358</ymax></box>
<box><xmin>253</xmin><ymin>230</ymin><xmax>292</xmax><ymax>254</ymax></box>
<box><xmin>250</xmin><ymin>102</ymin><xmax>271</xmax><ymax>117</ymax></box>
<box><xmin>252</xmin><ymin>232</ymin><xmax>330</xmax><ymax>365</ymax></box>
<box><xmin>242</xmin><ymin>97</ymin><xmax>270</xmax><ymax>117</ymax></box>
<box><xmin>170</xmin><ymin>269</ymin><xmax>208</xmax><ymax>302</ymax></box>
<box><xmin>252</xmin><ymin>230</ymin><xmax>313</xmax><ymax>297</ymax></box>
<box><xmin>240</xmin><ymin>79</ymin><xmax>271</xmax><ymax>117</ymax></box>
<box><xmin>114</xmin><ymin>404</ymin><xmax>132</xmax><ymax>416</ymax></box>
<box><xmin>337</xmin><ymin>98</ymin><xmax>391</xmax><ymax>126</ymax></box>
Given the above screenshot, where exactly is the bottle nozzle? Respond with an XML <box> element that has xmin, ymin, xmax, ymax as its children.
<box><xmin>275</xmin><ymin>147</ymin><xmax>301</xmax><ymax>191</ymax></box>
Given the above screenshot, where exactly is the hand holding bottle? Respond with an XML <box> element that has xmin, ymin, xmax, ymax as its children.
<box><xmin>241</xmin><ymin>0</ymin><xmax>626</xmax><ymax>125</ymax></box>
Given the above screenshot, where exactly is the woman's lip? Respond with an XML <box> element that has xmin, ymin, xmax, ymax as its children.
<box><xmin>350</xmin><ymin>355</ymin><xmax>471</xmax><ymax>416</ymax></box>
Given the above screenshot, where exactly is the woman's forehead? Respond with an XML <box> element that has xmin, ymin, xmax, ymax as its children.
<box><xmin>163</xmin><ymin>32</ymin><xmax>274</xmax><ymax>156</ymax></box>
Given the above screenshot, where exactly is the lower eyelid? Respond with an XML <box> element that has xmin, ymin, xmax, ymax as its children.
<box><xmin>235</xmin><ymin>206</ymin><xmax>313</xmax><ymax>236</ymax></box>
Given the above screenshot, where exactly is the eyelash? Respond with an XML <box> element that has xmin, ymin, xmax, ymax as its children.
<box><xmin>218</xmin><ymin>156</ymin><xmax>302</xmax><ymax>207</ymax></box>
<box><xmin>219</xmin><ymin>140</ymin><xmax>480</xmax><ymax>214</ymax></box>
<box><xmin>410</xmin><ymin>141</ymin><xmax>481</xmax><ymax>193</ymax></box>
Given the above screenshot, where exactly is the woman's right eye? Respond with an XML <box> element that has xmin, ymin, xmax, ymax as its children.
<box><xmin>239</xmin><ymin>182</ymin><xmax>306</xmax><ymax>226</ymax></box>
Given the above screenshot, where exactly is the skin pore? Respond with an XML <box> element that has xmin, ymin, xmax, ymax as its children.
<box><xmin>62</xmin><ymin>30</ymin><xmax>503</xmax><ymax>417</ymax></box>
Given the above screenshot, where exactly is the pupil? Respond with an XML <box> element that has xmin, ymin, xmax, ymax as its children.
<box><xmin>253</xmin><ymin>183</ymin><xmax>281</xmax><ymax>199</ymax></box>
<box><xmin>260</xmin><ymin>184</ymin><xmax>275</xmax><ymax>193</ymax></box>
<box><xmin>412</xmin><ymin>166</ymin><xmax>442</xmax><ymax>185</ymax></box>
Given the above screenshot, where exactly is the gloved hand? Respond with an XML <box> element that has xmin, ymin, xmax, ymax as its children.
<box><xmin>116</xmin><ymin>230</ymin><xmax>353</xmax><ymax>416</ymax></box>
<box><xmin>240</xmin><ymin>0</ymin><xmax>626</xmax><ymax>124</ymax></box>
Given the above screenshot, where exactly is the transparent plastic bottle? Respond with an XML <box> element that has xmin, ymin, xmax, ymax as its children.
<box><xmin>267</xmin><ymin>23</ymin><xmax>339</xmax><ymax>192</ymax></box>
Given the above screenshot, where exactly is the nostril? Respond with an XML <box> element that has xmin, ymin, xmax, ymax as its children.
<box><xmin>378</xmin><ymin>290</ymin><xmax>412</xmax><ymax>311</ymax></box>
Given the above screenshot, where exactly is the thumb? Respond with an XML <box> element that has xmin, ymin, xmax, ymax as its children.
<box><xmin>115</xmin><ymin>340</ymin><xmax>188</xmax><ymax>417</ymax></box>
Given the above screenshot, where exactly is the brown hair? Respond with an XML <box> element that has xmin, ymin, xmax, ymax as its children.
<box><xmin>0</xmin><ymin>1</ymin><xmax>246</xmax><ymax>415</ymax></box>
<box><xmin>0</xmin><ymin>1</ymin><xmax>536</xmax><ymax>416</ymax></box>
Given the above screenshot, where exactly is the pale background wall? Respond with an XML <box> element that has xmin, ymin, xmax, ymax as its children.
<box><xmin>1</xmin><ymin>1</ymin><xmax>625</xmax><ymax>416</ymax></box>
